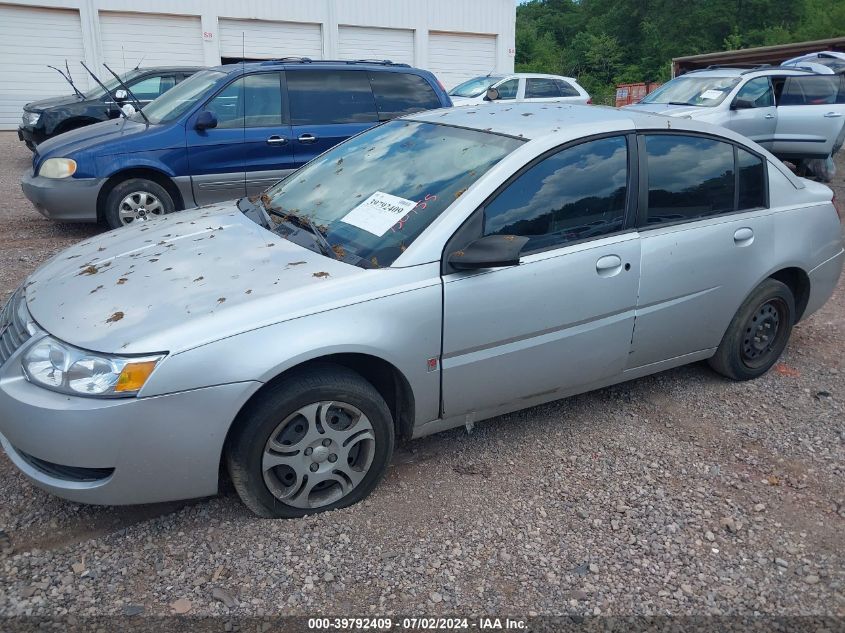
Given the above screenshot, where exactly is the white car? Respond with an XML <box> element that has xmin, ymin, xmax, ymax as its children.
<box><xmin>448</xmin><ymin>73</ymin><xmax>591</xmax><ymax>106</ymax></box>
<box><xmin>781</xmin><ymin>51</ymin><xmax>845</xmax><ymax>75</ymax></box>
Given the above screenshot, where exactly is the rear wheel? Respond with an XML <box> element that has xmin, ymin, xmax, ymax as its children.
<box><xmin>226</xmin><ymin>364</ymin><xmax>394</xmax><ymax>518</ymax></box>
<box><xmin>103</xmin><ymin>178</ymin><xmax>175</xmax><ymax>229</ymax></box>
<box><xmin>708</xmin><ymin>279</ymin><xmax>795</xmax><ymax>381</ymax></box>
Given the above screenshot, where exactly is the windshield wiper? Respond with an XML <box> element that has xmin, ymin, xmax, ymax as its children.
<box><xmin>260</xmin><ymin>199</ymin><xmax>334</xmax><ymax>258</ymax></box>
<box><xmin>666</xmin><ymin>101</ymin><xmax>695</xmax><ymax>106</ymax></box>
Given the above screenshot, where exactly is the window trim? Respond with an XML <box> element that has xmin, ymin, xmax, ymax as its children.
<box><xmin>441</xmin><ymin>131</ymin><xmax>639</xmax><ymax>273</ymax></box>
<box><xmin>636</xmin><ymin>130</ymin><xmax>770</xmax><ymax>232</ymax></box>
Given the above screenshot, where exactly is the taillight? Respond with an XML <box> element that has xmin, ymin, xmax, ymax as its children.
<box><xmin>834</xmin><ymin>194</ymin><xmax>844</xmax><ymax>224</ymax></box>
<box><xmin>586</xmin><ymin>98</ymin><xmax>593</xmax><ymax>105</ymax></box>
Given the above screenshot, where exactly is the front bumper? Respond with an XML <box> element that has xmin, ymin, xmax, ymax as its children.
<box><xmin>20</xmin><ymin>170</ymin><xmax>104</xmax><ymax>222</ymax></box>
<box><xmin>0</xmin><ymin>362</ymin><xmax>261</xmax><ymax>505</ymax></box>
<box><xmin>17</xmin><ymin>125</ymin><xmax>45</xmax><ymax>147</ymax></box>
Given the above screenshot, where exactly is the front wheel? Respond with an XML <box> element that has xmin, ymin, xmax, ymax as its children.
<box><xmin>708</xmin><ymin>279</ymin><xmax>795</xmax><ymax>381</ymax></box>
<box><xmin>103</xmin><ymin>178</ymin><xmax>175</xmax><ymax>229</ymax></box>
<box><xmin>226</xmin><ymin>364</ymin><xmax>395</xmax><ymax>518</ymax></box>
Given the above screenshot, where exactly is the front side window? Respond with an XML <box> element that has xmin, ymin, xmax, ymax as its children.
<box><xmin>525</xmin><ymin>78</ymin><xmax>560</xmax><ymax>99</ymax></box>
<box><xmin>368</xmin><ymin>71</ymin><xmax>442</xmax><ymax>119</ymax></box>
<box><xmin>645</xmin><ymin>135</ymin><xmax>735</xmax><ymax>223</ymax></box>
<box><xmin>494</xmin><ymin>78</ymin><xmax>519</xmax><ymax>99</ymax></box>
<box><xmin>288</xmin><ymin>70</ymin><xmax>377</xmax><ymax>125</ymax></box>
<box><xmin>202</xmin><ymin>73</ymin><xmax>283</xmax><ymax>129</ymax></box>
<box><xmin>640</xmin><ymin>75</ymin><xmax>741</xmax><ymax>107</ymax></box>
<box><xmin>734</xmin><ymin>77</ymin><xmax>774</xmax><ymax>107</ymax></box>
<box><xmin>737</xmin><ymin>148</ymin><xmax>766</xmax><ymax>210</ymax></box>
<box><xmin>127</xmin><ymin>75</ymin><xmax>175</xmax><ymax>101</ymax></box>
<box><xmin>484</xmin><ymin>136</ymin><xmax>628</xmax><ymax>252</ymax></box>
<box><xmin>258</xmin><ymin>121</ymin><xmax>523</xmax><ymax>268</ymax></box>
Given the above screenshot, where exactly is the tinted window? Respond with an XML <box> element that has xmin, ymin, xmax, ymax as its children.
<box><xmin>737</xmin><ymin>148</ymin><xmax>766</xmax><ymax>210</ymax></box>
<box><xmin>495</xmin><ymin>78</ymin><xmax>519</xmax><ymax>99</ymax></box>
<box><xmin>484</xmin><ymin>136</ymin><xmax>628</xmax><ymax>252</ymax></box>
<box><xmin>288</xmin><ymin>70</ymin><xmax>377</xmax><ymax>125</ymax></box>
<box><xmin>554</xmin><ymin>79</ymin><xmax>580</xmax><ymax>97</ymax></box>
<box><xmin>525</xmin><ymin>78</ymin><xmax>560</xmax><ymax>98</ymax></box>
<box><xmin>202</xmin><ymin>73</ymin><xmax>283</xmax><ymax>129</ymax></box>
<box><xmin>780</xmin><ymin>76</ymin><xmax>838</xmax><ymax>106</ymax></box>
<box><xmin>734</xmin><ymin>77</ymin><xmax>773</xmax><ymax>107</ymax></box>
<box><xmin>368</xmin><ymin>71</ymin><xmax>442</xmax><ymax>119</ymax></box>
<box><xmin>645</xmin><ymin>135</ymin><xmax>735</xmax><ymax>223</ymax></box>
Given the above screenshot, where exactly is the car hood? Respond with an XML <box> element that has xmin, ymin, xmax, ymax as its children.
<box><xmin>25</xmin><ymin>93</ymin><xmax>87</xmax><ymax>112</ymax></box>
<box><xmin>624</xmin><ymin>102</ymin><xmax>710</xmax><ymax>118</ymax></box>
<box><xmin>35</xmin><ymin>117</ymin><xmax>177</xmax><ymax>162</ymax></box>
<box><xmin>23</xmin><ymin>204</ymin><xmax>364</xmax><ymax>355</ymax></box>
<box><xmin>449</xmin><ymin>96</ymin><xmax>480</xmax><ymax>105</ymax></box>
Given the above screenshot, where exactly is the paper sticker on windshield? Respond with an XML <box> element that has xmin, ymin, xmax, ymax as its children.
<box><xmin>700</xmin><ymin>89</ymin><xmax>723</xmax><ymax>100</ymax></box>
<box><xmin>340</xmin><ymin>191</ymin><xmax>418</xmax><ymax>237</ymax></box>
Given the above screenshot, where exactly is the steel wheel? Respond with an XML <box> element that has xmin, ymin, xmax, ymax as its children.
<box><xmin>118</xmin><ymin>191</ymin><xmax>165</xmax><ymax>225</ymax></box>
<box><xmin>740</xmin><ymin>297</ymin><xmax>787</xmax><ymax>369</ymax></box>
<box><xmin>262</xmin><ymin>401</ymin><xmax>376</xmax><ymax>509</ymax></box>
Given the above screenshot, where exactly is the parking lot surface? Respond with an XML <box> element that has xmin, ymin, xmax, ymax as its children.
<box><xmin>0</xmin><ymin>131</ymin><xmax>843</xmax><ymax>618</ymax></box>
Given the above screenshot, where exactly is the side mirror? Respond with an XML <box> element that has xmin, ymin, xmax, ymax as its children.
<box><xmin>731</xmin><ymin>98</ymin><xmax>754</xmax><ymax>110</ymax></box>
<box><xmin>448</xmin><ymin>234</ymin><xmax>529</xmax><ymax>270</ymax></box>
<box><xmin>114</xmin><ymin>89</ymin><xmax>128</xmax><ymax>102</ymax></box>
<box><xmin>484</xmin><ymin>87</ymin><xmax>500</xmax><ymax>102</ymax></box>
<box><xmin>195</xmin><ymin>110</ymin><xmax>218</xmax><ymax>130</ymax></box>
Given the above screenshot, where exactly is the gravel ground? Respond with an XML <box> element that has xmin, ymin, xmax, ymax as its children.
<box><xmin>0</xmin><ymin>131</ymin><xmax>843</xmax><ymax>620</ymax></box>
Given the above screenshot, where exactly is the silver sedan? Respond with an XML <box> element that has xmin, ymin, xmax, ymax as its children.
<box><xmin>0</xmin><ymin>104</ymin><xmax>842</xmax><ymax>517</ymax></box>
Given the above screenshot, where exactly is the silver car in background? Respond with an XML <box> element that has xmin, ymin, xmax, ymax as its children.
<box><xmin>626</xmin><ymin>67</ymin><xmax>845</xmax><ymax>179</ymax></box>
<box><xmin>0</xmin><ymin>104</ymin><xmax>842</xmax><ymax>517</ymax></box>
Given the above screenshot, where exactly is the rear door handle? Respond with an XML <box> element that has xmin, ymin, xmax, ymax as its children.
<box><xmin>734</xmin><ymin>227</ymin><xmax>754</xmax><ymax>246</ymax></box>
<box><xmin>298</xmin><ymin>133</ymin><xmax>318</xmax><ymax>144</ymax></box>
<box><xmin>764</xmin><ymin>113</ymin><xmax>775</xmax><ymax>119</ymax></box>
<box><xmin>596</xmin><ymin>254</ymin><xmax>623</xmax><ymax>277</ymax></box>
<box><xmin>824</xmin><ymin>112</ymin><xmax>843</xmax><ymax>118</ymax></box>
<box><xmin>266</xmin><ymin>135</ymin><xmax>288</xmax><ymax>146</ymax></box>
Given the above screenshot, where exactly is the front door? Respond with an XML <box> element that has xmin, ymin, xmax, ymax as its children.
<box><xmin>630</xmin><ymin>133</ymin><xmax>774</xmax><ymax>369</ymax></box>
<box><xmin>441</xmin><ymin>135</ymin><xmax>640</xmax><ymax>418</ymax></box>
<box><xmin>728</xmin><ymin>76</ymin><xmax>777</xmax><ymax>149</ymax></box>
<box><xmin>287</xmin><ymin>69</ymin><xmax>379</xmax><ymax>167</ymax></box>
<box><xmin>772</xmin><ymin>75</ymin><xmax>845</xmax><ymax>158</ymax></box>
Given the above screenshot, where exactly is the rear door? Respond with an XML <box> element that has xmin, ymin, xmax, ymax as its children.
<box><xmin>772</xmin><ymin>75</ymin><xmax>845</xmax><ymax>158</ymax></box>
<box><xmin>727</xmin><ymin>76</ymin><xmax>777</xmax><ymax>149</ymax></box>
<box><xmin>287</xmin><ymin>69</ymin><xmax>379</xmax><ymax>167</ymax></box>
<box><xmin>629</xmin><ymin>134</ymin><xmax>773</xmax><ymax>369</ymax></box>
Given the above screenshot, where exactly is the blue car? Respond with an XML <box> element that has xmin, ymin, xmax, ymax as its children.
<box><xmin>21</xmin><ymin>59</ymin><xmax>451</xmax><ymax>229</ymax></box>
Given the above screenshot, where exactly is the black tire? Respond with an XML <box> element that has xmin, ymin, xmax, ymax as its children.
<box><xmin>708</xmin><ymin>279</ymin><xmax>795</xmax><ymax>381</ymax></box>
<box><xmin>226</xmin><ymin>363</ymin><xmax>395</xmax><ymax>518</ymax></box>
<box><xmin>103</xmin><ymin>178</ymin><xmax>175</xmax><ymax>229</ymax></box>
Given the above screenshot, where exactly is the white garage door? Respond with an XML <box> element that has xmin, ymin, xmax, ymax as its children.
<box><xmin>428</xmin><ymin>32</ymin><xmax>497</xmax><ymax>91</ymax></box>
<box><xmin>220</xmin><ymin>19</ymin><xmax>322</xmax><ymax>60</ymax></box>
<box><xmin>99</xmin><ymin>12</ymin><xmax>204</xmax><ymax>71</ymax></box>
<box><xmin>338</xmin><ymin>26</ymin><xmax>414</xmax><ymax>65</ymax></box>
<box><xmin>0</xmin><ymin>4</ymin><xmax>88</xmax><ymax>129</ymax></box>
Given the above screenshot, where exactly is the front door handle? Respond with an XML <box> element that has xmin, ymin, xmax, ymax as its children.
<box><xmin>824</xmin><ymin>112</ymin><xmax>843</xmax><ymax>118</ymax></box>
<box><xmin>298</xmin><ymin>133</ymin><xmax>318</xmax><ymax>144</ymax></box>
<box><xmin>266</xmin><ymin>135</ymin><xmax>288</xmax><ymax>146</ymax></box>
<box><xmin>734</xmin><ymin>227</ymin><xmax>754</xmax><ymax>246</ymax></box>
<box><xmin>596</xmin><ymin>254</ymin><xmax>623</xmax><ymax>277</ymax></box>
<box><xmin>764</xmin><ymin>113</ymin><xmax>775</xmax><ymax>119</ymax></box>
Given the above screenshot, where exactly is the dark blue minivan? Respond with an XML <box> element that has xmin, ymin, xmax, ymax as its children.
<box><xmin>21</xmin><ymin>59</ymin><xmax>451</xmax><ymax>228</ymax></box>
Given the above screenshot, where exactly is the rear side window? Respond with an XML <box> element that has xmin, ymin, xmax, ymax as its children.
<box><xmin>525</xmin><ymin>78</ymin><xmax>560</xmax><ymax>98</ymax></box>
<box><xmin>288</xmin><ymin>70</ymin><xmax>377</xmax><ymax>125</ymax></box>
<box><xmin>554</xmin><ymin>79</ymin><xmax>580</xmax><ymax>97</ymax></box>
<box><xmin>484</xmin><ymin>136</ymin><xmax>628</xmax><ymax>252</ymax></box>
<box><xmin>645</xmin><ymin>135</ymin><xmax>735</xmax><ymax>223</ymax></box>
<box><xmin>737</xmin><ymin>148</ymin><xmax>766</xmax><ymax>210</ymax></box>
<box><xmin>368</xmin><ymin>71</ymin><xmax>442</xmax><ymax>119</ymax></box>
<box><xmin>779</xmin><ymin>76</ymin><xmax>839</xmax><ymax>106</ymax></box>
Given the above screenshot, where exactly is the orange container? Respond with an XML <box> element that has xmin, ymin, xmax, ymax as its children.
<box><xmin>615</xmin><ymin>82</ymin><xmax>661</xmax><ymax>107</ymax></box>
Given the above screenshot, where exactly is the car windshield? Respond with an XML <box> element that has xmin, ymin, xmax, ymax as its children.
<box><xmin>640</xmin><ymin>76</ymin><xmax>741</xmax><ymax>107</ymax></box>
<box><xmin>83</xmin><ymin>68</ymin><xmax>145</xmax><ymax>99</ymax></box>
<box><xmin>134</xmin><ymin>69</ymin><xmax>226</xmax><ymax>124</ymax></box>
<box><xmin>254</xmin><ymin>120</ymin><xmax>524</xmax><ymax>268</ymax></box>
<box><xmin>449</xmin><ymin>76</ymin><xmax>504</xmax><ymax>98</ymax></box>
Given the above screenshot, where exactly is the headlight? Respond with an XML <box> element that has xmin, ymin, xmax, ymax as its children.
<box><xmin>22</xmin><ymin>111</ymin><xmax>41</xmax><ymax>126</ymax></box>
<box><xmin>38</xmin><ymin>158</ymin><xmax>77</xmax><ymax>179</ymax></box>
<box><xmin>22</xmin><ymin>336</ymin><xmax>163</xmax><ymax>397</ymax></box>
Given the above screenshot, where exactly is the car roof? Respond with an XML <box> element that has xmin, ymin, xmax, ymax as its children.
<box><xmin>212</xmin><ymin>59</ymin><xmax>422</xmax><ymax>75</ymax></box>
<box><xmin>679</xmin><ymin>67</ymin><xmax>823</xmax><ymax>78</ymax></box>
<box><xmin>135</xmin><ymin>66</ymin><xmax>205</xmax><ymax>73</ymax></box>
